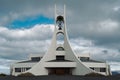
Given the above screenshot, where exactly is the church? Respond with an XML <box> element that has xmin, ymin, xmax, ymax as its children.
<box><xmin>11</xmin><ymin>5</ymin><xmax>111</xmax><ymax>76</ymax></box>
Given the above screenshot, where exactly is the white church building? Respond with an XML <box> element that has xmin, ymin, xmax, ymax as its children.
<box><xmin>11</xmin><ymin>5</ymin><xmax>111</xmax><ymax>76</ymax></box>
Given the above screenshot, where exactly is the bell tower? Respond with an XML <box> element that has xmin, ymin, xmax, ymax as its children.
<box><xmin>28</xmin><ymin>5</ymin><xmax>94</xmax><ymax>76</ymax></box>
<box><xmin>55</xmin><ymin>5</ymin><xmax>65</xmax><ymax>50</ymax></box>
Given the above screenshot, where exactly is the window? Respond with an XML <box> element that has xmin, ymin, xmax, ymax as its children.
<box><xmin>15</xmin><ymin>68</ymin><xmax>21</xmax><ymax>72</ymax></box>
<box><xmin>100</xmin><ymin>68</ymin><xmax>106</xmax><ymax>72</ymax></box>
<box><xmin>90</xmin><ymin>67</ymin><xmax>94</xmax><ymax>70</ymax></box>
<box><xmin>26</xmin><ymin>67</ymin><xmax>31</xmax><ymax>71</ymax></box>
<box><xmin>94</xmin><ymin>68</ymin><xmax>100</xmax><ymax>72</ymax></box>
<box><xmin>56</xmin><ymin>47</ymin><xmax>64</xmax><ymax>51</ymax></box>
<box><xmin>56</xmin><ymin>56</ymin><xmax>65</xmax><ymax>60</ymax></box>
<box><xmin>80</xmin><ymin>57</ymin><xmax>89</xmax><ymax>61</ymax></box>
<box><xmin>90</xmin><ymin>67</ymin><xmax>106</xmax><ymax>72</ymax></box>
<box><xmin>31</xmin><ymin>57</ymin><xmax>40</xmax><ymax>61</ymax></box>
<box><xmin>15</xmin><ymin>67</ymin><xmax>31</xmax><ymax>72</ymax></box>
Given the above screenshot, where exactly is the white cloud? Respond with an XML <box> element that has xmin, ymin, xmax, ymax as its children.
<box><xmin>87</xmin><ymin>19</ymin><xmax>119</xmax><ymax>35</ymax></box>
<box><xmin>0</xmin><ymin>24</ymin><xmax>54</xmax><ymax>40</ymax></box>
<box><xmin>113</xmin><ymin>6</ymin><xmax>120</xmax><ymax>11</ymax></box>
<box><xmin>0</xmin><ymin>23</ymin><xmax>119</xmax><ymax>62</ymax></box>
<box><xmin>0</xmin><ymin>23</ymin><xmax>55</xmax><ymax>74</ymax></box>
<box><xmin>0</xmin><ymin>24</ymin><xmax>54</xmax><ymax>60</ymax></box>
<box><xmin>69</xmin><ymin>38</ymin><xmax>120</xmax><ymax>62</ymax></box>
<box><xmin>108</xmin><ymin>61</ymin><xmax>120</xmax><ymax>71</ymax></box>
<box><xmin>0</xmin><ymin>24</ymin><xmax>120</xmax><ymax>74</ymax></box>
<box><xmin>0</xmin><ymin>58</ymin><xmax>15</xmax><ymax>74</ymax></box>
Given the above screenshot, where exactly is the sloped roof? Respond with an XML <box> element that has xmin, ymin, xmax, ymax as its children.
<box><xmin>81</xmin><ymin>59</ymin><xmax>104</xmax><ymax>63</ymax></box>
<box><xmin>47</xmin><ymin>59</ymin><xmax>74</xmax><ymax>62</ymax></box>
<box><xmin>17</xmin><ymin>60</ymin><xmax>39</xmax><ymax>63</ymax></box>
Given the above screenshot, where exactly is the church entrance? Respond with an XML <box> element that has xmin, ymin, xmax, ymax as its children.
<box><xmin>48</xmin><ymin>68</ymin><xmax>72</xmax><ymax>75</ymax></box>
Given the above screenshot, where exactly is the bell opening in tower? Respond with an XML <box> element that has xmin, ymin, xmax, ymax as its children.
<box><xmin>56</xmin><ymin>32</ymin><xmax>64</xmax><ymax>45</ymax></box>
<box><xmin>56</xmin><ymin>15</ymin><xmax>64</xmax><ymax>30</ymax></box>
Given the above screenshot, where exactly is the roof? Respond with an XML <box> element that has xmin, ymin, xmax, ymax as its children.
<box><xmin>47</xmin><ymin>59</ymin><xmax>74</xmax><ymax>62</ymax></box>
<box><xmin>16</xmin><ymin>59</ymin><xmax>104</xmax><ymax>63</ymax></box>
<box><xmin>77</xmin><ymin>53</ymin><xmax>90</xmax><ymax>57</ymax></box>
<box><xmin>17</xmin><ymin>60</ymin><xmax>39</xmax><ymax>63</ymax></box>
<box><xmin>81</xmin><ymin>59</ymin><xmax>104</xmax><ymax>63</ymax></box>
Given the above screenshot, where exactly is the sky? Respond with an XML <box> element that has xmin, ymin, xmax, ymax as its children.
<box><xmin>0</xmin><ymin>0</ymin><xmax>120</xmax><ymax>74</ymax></box>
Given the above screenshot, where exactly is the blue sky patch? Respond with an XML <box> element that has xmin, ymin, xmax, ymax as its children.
<box><xmin>8</xmin><ymin>15</ymin><xmax>54</xmax><ymax>29</ymax></box>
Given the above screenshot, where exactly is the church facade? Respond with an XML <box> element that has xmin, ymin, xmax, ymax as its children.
<box><xmin>11</xmin><ymin>5</ymin><xmax>111</xmax><ymax>76</ymax></box>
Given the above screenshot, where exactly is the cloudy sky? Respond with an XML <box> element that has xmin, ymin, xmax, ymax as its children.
<box><xmin>0</xmin><ymin>0</ymin><xmax>120</xmax><ymax>74</ymax></box>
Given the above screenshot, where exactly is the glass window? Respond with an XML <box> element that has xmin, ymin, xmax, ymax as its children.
<box><xmin>15</xmin><ymin>68</ymin><xmax>21</xmax><ymax>72</ymax></box>
<box><xmin>90</xmin><ymin>67</ymin><xmax>94</xmax><ymax>70</ymax></box>
<box><xmin>26</xmin><ymin>67</ymin><xmax>31</xmax><ymax>71</ymax></box>
<box><xmin>80</xmin><ymin>57</ymin><xmax>89</xmax><ymax>61</ymax></box>
<box><xmin>94</xmin><ymin>68</ymin><xmax>100</xmax><ymax>72</ymax></box>
<box><xmin>31</xmin><ymin>57</ymin><xmax>40</xmax><ymax>61</ymax></box>
<box><xmin>56</xmin><ymin>56</ymin><xmax>65</xmax><ymax>60</ymax></box>
<box><xmin>100</xmin><ymin>68</ymin><xmax>106</xmax><ymax>72</ymax></box>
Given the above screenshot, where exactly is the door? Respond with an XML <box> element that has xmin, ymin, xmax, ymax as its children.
<box><xmin>48</xmin><ymin>68</ymin><xmax>71</xmax><ymax>75</ymax></box>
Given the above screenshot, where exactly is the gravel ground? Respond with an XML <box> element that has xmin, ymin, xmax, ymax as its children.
<box><xmin>0</xmin><ymin>75</ymin><xmax>120</xmax><ymax>80</ymax></box>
